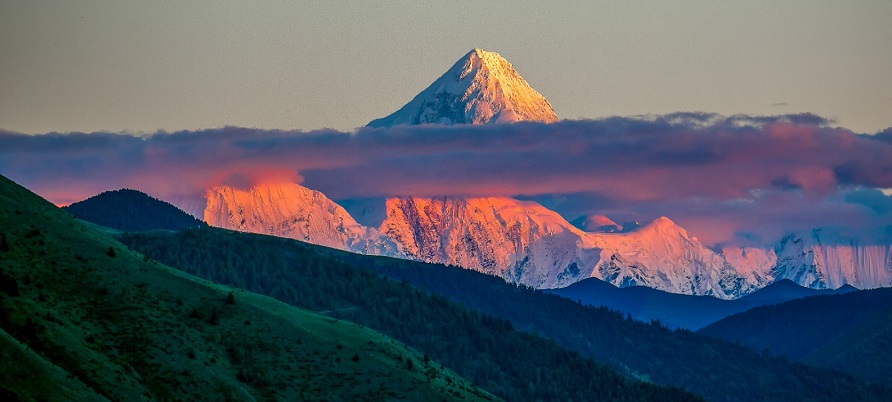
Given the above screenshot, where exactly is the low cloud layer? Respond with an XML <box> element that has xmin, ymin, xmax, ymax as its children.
<box><xmin>2</xmin><ymin>113</ymin><xmax>891</xmax><ymax>246</ymax></box>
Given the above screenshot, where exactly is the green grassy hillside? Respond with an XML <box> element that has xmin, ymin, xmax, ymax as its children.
<box><xmin>0</xmin><ymin>174</ymin><xmax>494</xmax><ymax>401</ymax></box>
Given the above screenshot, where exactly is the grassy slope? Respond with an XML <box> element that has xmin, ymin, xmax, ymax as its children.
<box><xmin>0</xmin><ymin>328</ymin><xmax>107</xmax><ymax>402</ymax></box>
<box><xmin>0</xmin><ymin>175</ymin><xmax>494</xmax><ymax>402</ymax></box>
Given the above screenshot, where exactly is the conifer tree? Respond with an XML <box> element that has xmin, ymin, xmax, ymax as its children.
<box><xmin>208</xmin><ymin>307</ymin><xmax>219</xmax><ymax>325</ymax></box>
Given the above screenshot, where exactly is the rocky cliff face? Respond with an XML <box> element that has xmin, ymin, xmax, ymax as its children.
<box><xmin>769</xmin><ymin>230</ymin><xmax>892</xmax><ymax>290</ymax></box>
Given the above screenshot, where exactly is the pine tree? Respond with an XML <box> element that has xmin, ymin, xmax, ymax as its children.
<box><xmin>0</xmin><ymin>270</ymin><xmax>19</xmax><ymax>297</ymax></box>
<box><xmin>208</xmin><ymin>307</ymin><xmax>219</xmax><ymax>325</ymax></box>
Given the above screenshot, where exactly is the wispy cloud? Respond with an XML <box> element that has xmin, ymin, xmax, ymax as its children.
<box><xmin>1</xmin><ymin>113</ymin><xmax>890</xmax><ymax>246</ymax></box>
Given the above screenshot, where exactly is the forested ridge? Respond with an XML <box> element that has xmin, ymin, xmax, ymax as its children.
<box><xmin>121</xmin><ymin>228</ymin><xmax>891</xmax><ymax>402</ymax></box>
<box><xmin>121</xmin><ymin>229</ymin><xmax>699</xmax><ymax>402</ymax></box>
<box><xmin>63</xmin><ymin>189</ymin><xmax>205</xmax><ymax>232</ymax></box>
<box><xmin>323</xmin><ymin>243</ymin><xmax>892</xmax><ymax>401</ymax></box>
<box><xmin>700</xmin><ymin>288</ymin><xmax>892</xmax><ymax>385</ymax></box>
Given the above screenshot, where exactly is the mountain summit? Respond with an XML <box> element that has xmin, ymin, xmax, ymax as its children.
<box><xmin>368</xmin><ymin>48</ymin><xmax>558</xmax><ymax>127</ymax></box>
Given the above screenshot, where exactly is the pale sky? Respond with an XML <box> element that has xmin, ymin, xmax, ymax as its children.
<box><xmin>2</xmin><ymin>1</ymin><xmax>890</xmax><ymax>134</ymax></box>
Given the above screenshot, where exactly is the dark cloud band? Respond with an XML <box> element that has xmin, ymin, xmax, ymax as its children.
<box><xmin>1</xmin><ymin>114</ymin><xmax>890</xmax><ymax>246</ymax></box>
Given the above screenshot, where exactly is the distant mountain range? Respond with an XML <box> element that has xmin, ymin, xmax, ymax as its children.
<box><xmin>698</xmin><ymin>287</ymin><xmax>892</xmax><ymax>386</ymax></box>
<box><xmin>67</xmin><ymin>49</ymin><xmax>892</xmax><ymax>300</ymax></box>
<box><xmin>547</xmin><ymin>277</ymin><xmax>856</xmax><ymax>330</ymax></box>
<box><xmin>55</xmin><ymin>186</ymin><xmax>876</xmax><ymax>330</ymax></box>
<box><xmin>203</xmin><ymin>181</ymin><xmax>891</xmax><ymax>299</ymax></box>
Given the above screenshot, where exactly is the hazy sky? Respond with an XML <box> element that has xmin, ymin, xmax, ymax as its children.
<box><xmin>2</xmin><ymin>1</ymin><xmax>890</xmax><ymax>134</ymax></box>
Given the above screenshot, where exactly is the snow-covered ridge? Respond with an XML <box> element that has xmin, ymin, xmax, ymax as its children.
<box><xmin>379</xmin><ymin>196</ymin><xmax>584</xmax><ymax>286</ymax></box>
<box><xmin>769</xmin><ymin>230</ymin><xmax>892</xmax><ymax>290</ymax></box>
<box><xmin>203</xmin><ymin>183</ymin><xmax>892</xmax><ymax>299</ymax></box>
<box><xmin>203</xmin><ymin>183</ymin><xmax>402</xmax><ymax>256</ymax></box>
<box><xmin>368</xmin><ymin>48</ymin><xmax>557</xmax><ymax>127</ymax></box>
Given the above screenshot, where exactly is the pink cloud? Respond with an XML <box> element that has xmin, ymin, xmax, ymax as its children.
<box><xmin>1</xmin><ymin>115</ymin><xmax>891</xmax><ymax>246</ymax></box>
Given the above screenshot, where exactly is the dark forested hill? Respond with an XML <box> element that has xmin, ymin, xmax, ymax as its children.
<box><xmin>120</xmin><ymin>228</ymin><xmax>891</xmax><ymax>402</ymax></box>
<box><xmin>63</xmin><ymin>188</ymin><xmax>205</xmax><ymax>231</ymax></box>
<box><xmin>699</xmin><ymin>288</ymin><xmax>892</xmax><ymax>385</ymax></box>
<box><xmin>546</xmin><ymin>277</ymin><xmax>856</xmax><ymax>330</ymax></box>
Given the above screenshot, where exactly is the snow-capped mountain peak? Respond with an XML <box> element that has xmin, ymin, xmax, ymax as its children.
<box><xmin>367</xmin><ymin>48</ymin><xmax>558</xmax><ymax>127</ymax></box>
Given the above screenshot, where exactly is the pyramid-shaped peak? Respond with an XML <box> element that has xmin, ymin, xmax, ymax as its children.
<box><xmin>368</xmin><ymin>48</ymin><xmax>557</xmax><ymax>127</ymax></box>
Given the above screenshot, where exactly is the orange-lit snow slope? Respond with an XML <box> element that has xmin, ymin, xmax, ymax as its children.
<box><xmin>204</xmin><ymin>183</ymin><xmax>402</xmax><ymax>256</ymax></box>
<box><xmin>204</xmin><ymin>184</ymin><xmax>892</xmax><ymax>299</ymax></box>
<box><xmin>380</xmin><ymin>197</ymin><xmax>585</xmax><ymax>286</ymax></box>
<box><xmin>381</xmin><ymin>199</ymin><xmax>762</xmax><ymax>298</ymax></box>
